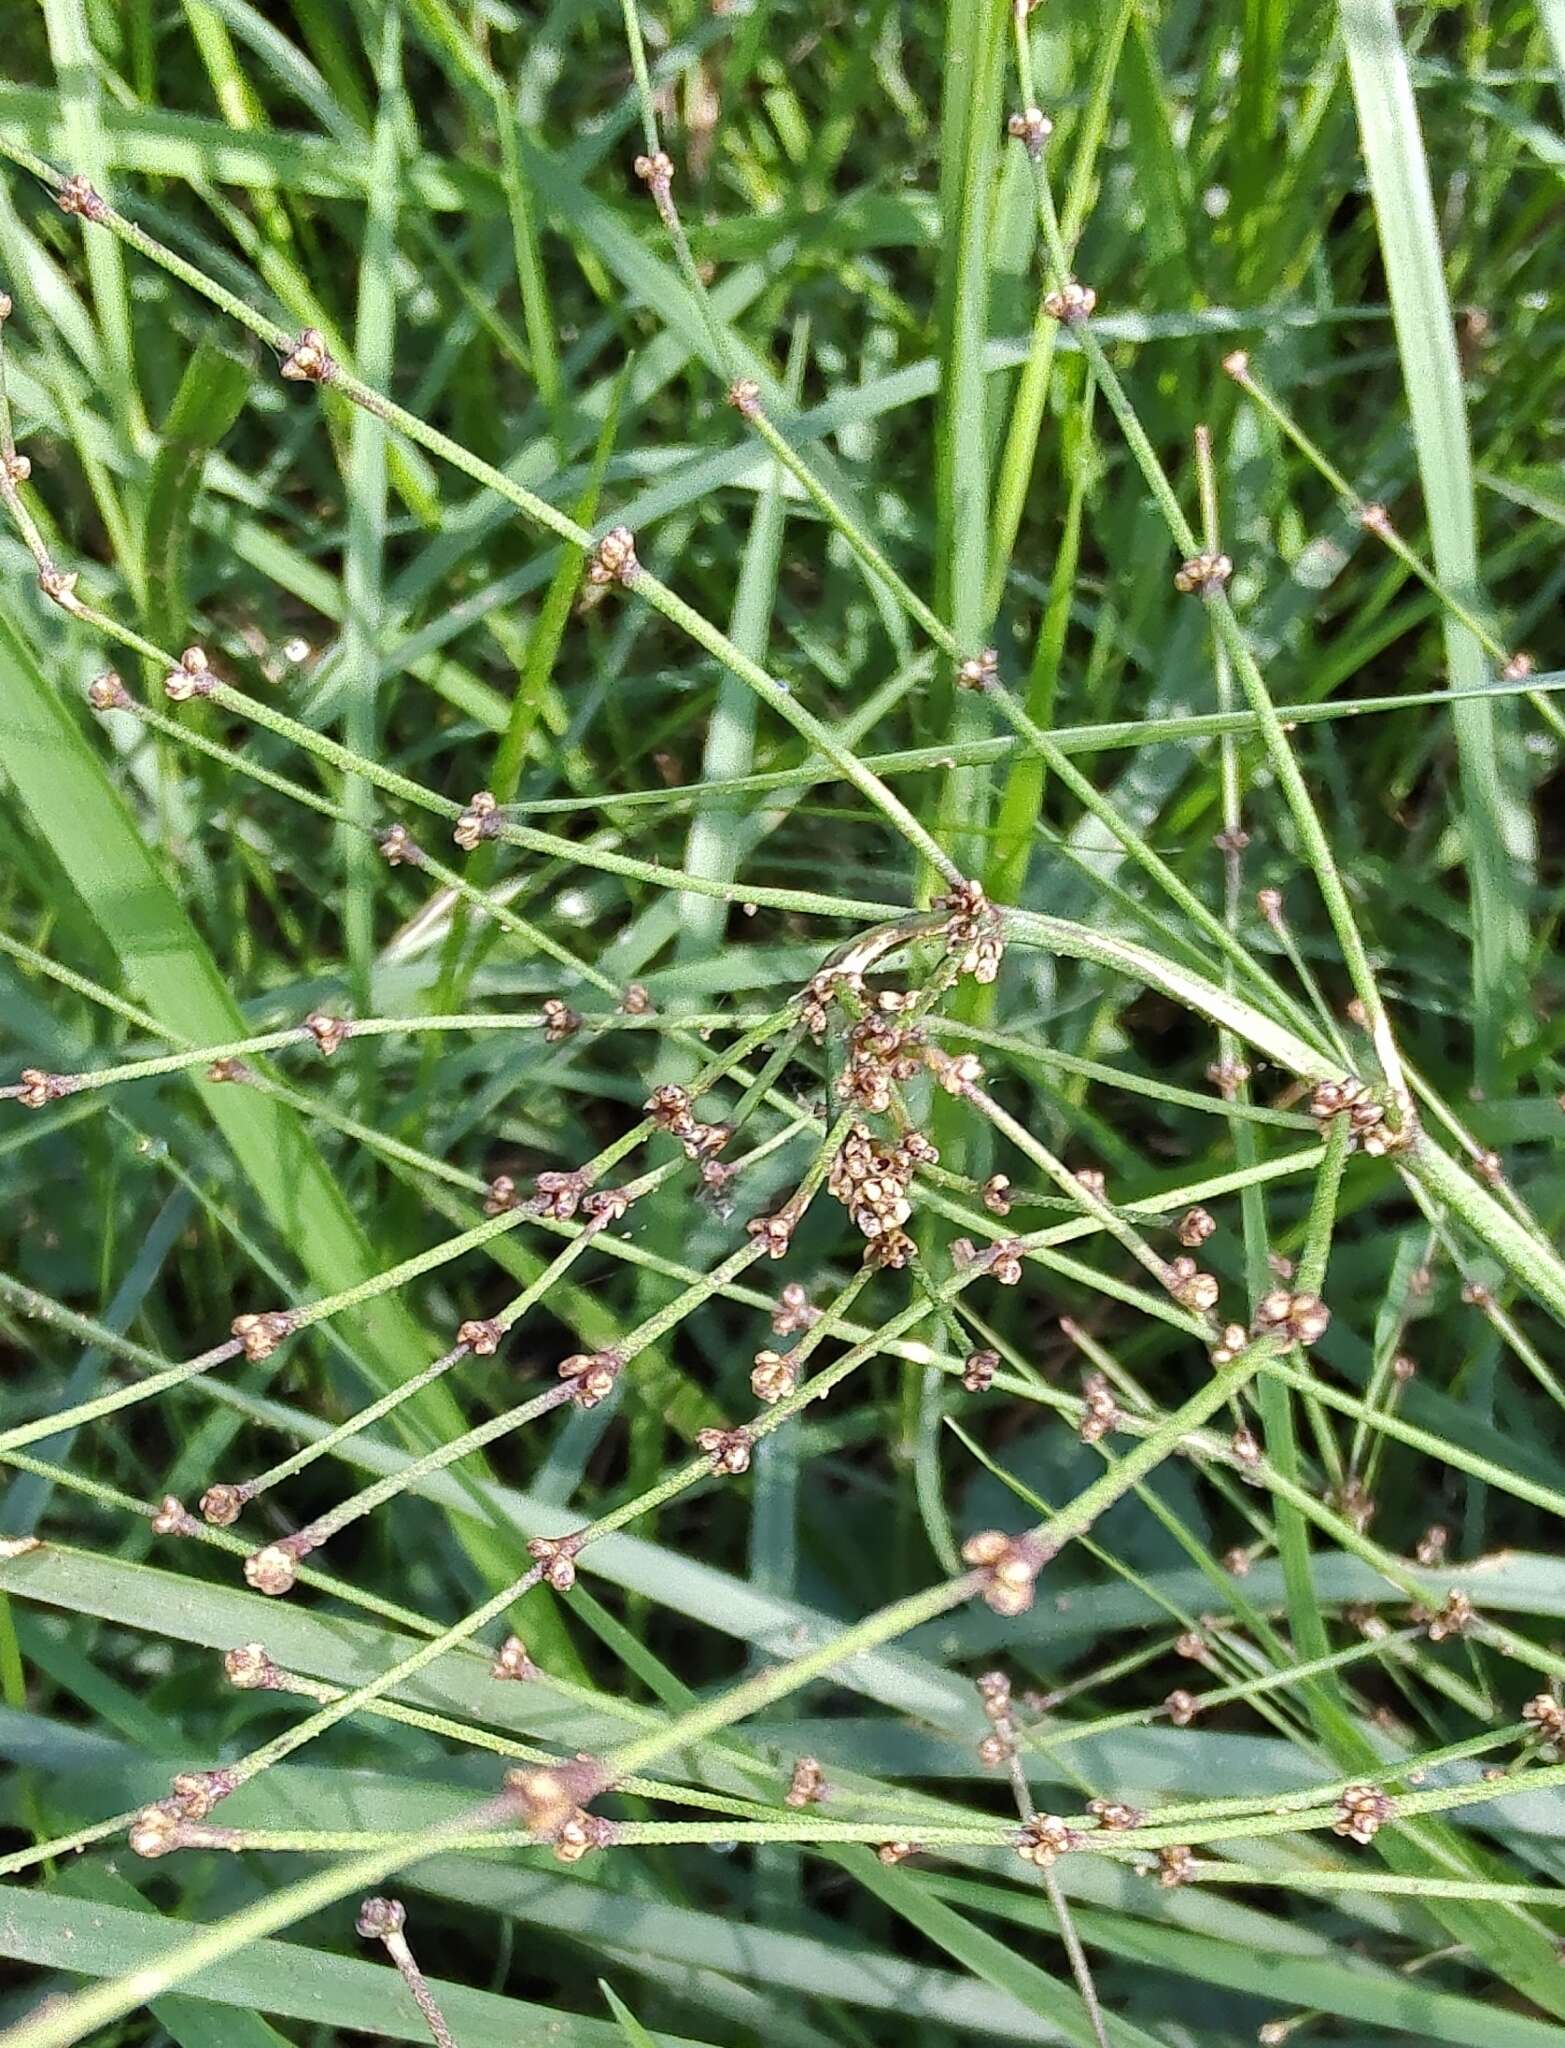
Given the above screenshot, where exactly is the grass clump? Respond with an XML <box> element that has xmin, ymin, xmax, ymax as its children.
<box><xmin>2</xmin><ymin>2</ymin><xmax>1565</xmax><ymax>2045</ymax></box>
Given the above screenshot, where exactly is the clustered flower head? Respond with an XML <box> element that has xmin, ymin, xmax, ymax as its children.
<box><xmin>976</xmin><ymin>1668</ymin><xmax>1019</xmax><ymax>1764</ymax></box>
<box><xmin>1079</xmin><ymin>1371</ymin><xmax>1120</xmax><ymax>1445</ymax></box>
<box><xmin>772</xmin><ymin>1281</ymin><xmax>818</xmax><ymax>1336</ymax></box>
<box><xmin>491</xmin><ymin>1634</ymin><xmax>537</xmax><ymax>1682</ymax></box>
<box><xmin>224</xmin><ymin>1641</ymin><xmax>280</xmax><ymax>1690</ymax></box>
<box><xmin>231</xmin><ymin>1310</ymin><xmax>292</xmax><ymax>1362</ymax></box>
<box><xmin>1423</xmin><ymin>1588</ymin><xmax>1476</xmax><ymax>1642</ymax></box>
<box><xmin>962</xmin><ymin>1529</ymin><xmax>1051</xmax><ymax>1616</ymax></box>
<box><xmin>87</xmin><ymin>669</ymin><xmax>130</xmax><ymax>710</ymax></box>
<box><xmin>304</xmin><ymin>1010</ymin><xmax>349</xmax><ymax>1057</ymax></box>
<box><xmin>951</xmin><ymin>1234</ymin><xmax>1026</xmax><ymax>1287</ymax></box>
<box><xmin>527</xmin><ymin>1533</ymin><xmax>581</xmax><ymax>1591</ymax></box>
<box><xmin>1164</xmin><ymin>1687</ymin><xmax>1199</xmax><ymax>1727</ymax></box>
<box><xmin>1251</xmin><ymin>1290</ymin><xmax>1331</xmax><ymax>1347</ymax></box>
<box><xmin>164</xmin><ymin>645</ymin><xmax>214</xmax><ymax>701</ymax></box>
<box><xmin>558</xmin><ymin>1349</ymin><xmax>622</xmax><ymax>1408</ymax></box>
<box><xmin>1177</xmin><ymin>1206</ymin><xmax>1216</xmax><ymax>1248</ymax></box>
<box><xmin>956</xmin><ymin>646</ymin><xmax>998</xmax><ymax>692</ymax></box>
<box><xmin>244</xmin><ymin>1543</ymin><xmax>299</xmax><ymax>1597</ymax></box>
<box><xmin>588</xmin><ymin>524</ymin><xmax>639</xmax><ymax>586</ymax></box>
<box><xmin>837</xmin><ymin>1002</ymin><xmax>925</xmax><ymax>1113</ymax></box>
<box><xmin>551</xmin><ymin>1807</ymin><xmax>615</xmax><ymax>1864</ymax></box>
<box><xmin>1087</xmin><ymin>1797</ymin><xmax>1144</xmax><ymax>1832</ymax></box>
<box><xmin>280</xmin><ymin>327</ymin><xmax>335</xmax><ymax>382</ymax></box>
<box><xmin>1522</xmin><ymin>1693</ymin><xmax>1565</xmax><ymax>1752</ymax></box>
<box><xmin>1154</xmin><ymin>1844</ymin><xmax>1195</xmax><ymax>1887</ymax></box>
<box><xmin>1006</xmin><ymin>106</ymin><xmax>1053</xmax><ymax>156</ymax></box>
<box><xmin>1043</xmin><ymin>279</ymin><xmax>1096</xmax><ymax>324</ymax></box>
<box><xmin>529</xmin><ymin>1165</ymin><xmax>592</xmax><ymax>1220</ymax></box>
<box><xmin>696</xmin><ymin>1425</ymin><xmax>753</xmax><ymax>1475</ymax></box>
<box><xmin>1015</xmin><ymin>1814</ymin><xmax>1083</xmax><ymax>1867</ymax></box>
<box><xmin>963</xmin><ymin>1348</ymin><xmax>999</xmax><ymax>1393</ymax></box>
<box><xmin>56</xmin><ymin>173</ymin><xmax>109</xmax><ymax>221</ymax></box>
<box><xmin>378</xmin><ymin>821</ymin><xmax>418</xmax><ymax>865</ymax></box>
<box><xmin>936</xmin><ymin>878</ymin><xmax>1005</xmax><ymax>984</ymax></box>
<box><xmin>785</xmin><ymin>1756</ymin><xmax>826</xmax><ymax>1808</ymax></box>
<box><xmin>1333</xmin><ymin>1784</ymin><xmax>1395</xmax><ymax>1844</ymax></box>
<box><xmin>727</xmin><ymin>376</ymin><xmax>763</xmax><ymax>417</ymax></box>
<box><xmin>1165</xmin><ymin>1255</ymin><xmax>1220</xmax><ymax>1314</ymax></box>
<box><xmin>646</xmin><ymin>1082</ymin><xmax>731</xmax><ymax>1163</ymax></box>
<box><xmin>877</xmin><ymin>1840</ymin><xmax>922</xmax><ymax>1864</ymax></box>
<box><xmin>541</xmin><ymin>997</ymin><xmax>581</xmax><ymax>1043</ymax></box>
<box><xmin>150</xmin><ymin>1494</ymin><xmax>198</xmax><ymax>1537</ymax></box>
<box><xmin>14</xmin><ymin>1069</ymin><xmax>71</xmax><ymax>1110</ymax></box>
<box><xmin>828</xmin><ymin>1121</ymin><xmax>933</xmax><ymax>1269</ymax></box>
<box><xmin>1210</xmin><ymin>1321</ymin><xmax>1250</xmax><ymax>1366</ymax></box>
<box><xmin>751</xmin><ymin>1347</ymin><xmax>798</xmax><ymax>1404</ymax></box>
<box><xmin>1308</xmin><ymin>1074</ymin><xmax>1410</xmax><ymax>1156</ymax></box>
<box><xmin>981</xmin><ymin>1173</ymin><xmax>1012</xmax><ymax>1216</ymax></box>
<box><xmin>1173</xmin><ymin>552</ymin><xmax>1232</xmax><ymax>597</ymax></box>
<box><xmin>458</xmin><ymin>1317</ymin><xmax>504</xmax><ymax>1357</ymax></box>
<box><xmin>453</xmin><ymin>789</ymin><xmax>499</xmax><ymax>850</ymax></box>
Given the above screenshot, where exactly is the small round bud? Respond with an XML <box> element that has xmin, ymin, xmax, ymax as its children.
<box><xmin>244</xmin><ymin>1544</ymin><xmax>298</xmax><ymax>1597</ymax></box>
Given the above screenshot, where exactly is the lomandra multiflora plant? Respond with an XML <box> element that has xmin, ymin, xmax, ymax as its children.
<box><xmin>1</xmin><ymin>0</ymin><xmax>1564</xmax><ymax>2041</ymax></box>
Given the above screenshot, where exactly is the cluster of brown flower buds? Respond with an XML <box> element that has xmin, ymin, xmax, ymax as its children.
<box><xmin>1173</xmin><ymin>552</ymin><xmax>1232</xmax><ymax>597</ymax></box>
<box><xmin>936</xmin><ymin>878</ymin><xmax>1005</xmax><ymax>984</ymax></box>
<box><xmin>951</xmin><ymin>1235</ymin><xmax>1027</xmax><ymax>1287</ymax></box>
<box><xmin>1153</xmin><ymin>1844</ymin><xmax>1195</xmax><ymax>1887</ymax></box>
<box><xmin>454</xmin><ymin>789</ymin><xmax>499</xmax><ymax>850</ymax></box>
<box><xmin>1308</xmin><ymin>1074</ymin><xmax>1409</xmax><ymax>1157</ymax></box>
<box><xmin>976</xmin><ymin>1669</ymin><xmax>1018</xmax><ymax>1766</ymax></box>
<box><xmin>1333</xmin><ymin>1476</ymin><xmax>1375</xmax><ymax>1533</ymax></box>
<box><xmin>696</xmin><ymin>1425</ymin><xmax>754</xmax><ymax>1476</ymax></box>
<box><xmin>56</xmin><ymin>173</ymin><xmax>109</xmax><ymax>222</ymax></box>
<box><xmin>1043</xmin><ymin>280</ymin><xmax>1096</xmax><ymax>324</ymax></box>
<box><xmin>558</xmin><ymin>1349</ymin><xmax>622</xmax><ymax>1408</ymax></box>
<box><xmin>527</xmin><ymin>1532</ymin><xmax>582</xmax><ymax>1591</ymax></box>
<box><xmin>829</xmin><ymin>1122</ymin><xmax>931</xmax><ymax>1267</ymax></box>
<box><xmin>1079</xmin><ymin>1371</ymin><xmax>1120</xmax><ymax>1445</ymax></box>
<box><xmin>751</xmin><ymin>1347</ymin><xmax>798</xmax><ymax>1404</ymax></box>
<box><xmin>588</xmin><ymin>524</ymin><xmax>639</xmax><ymax>586</ymax></box>
<box><xmin>12</xmin><ymin>1069</ymin><xmax>74</xmax><ymax>1110</ymax></box>
<box><xmin>378</xmin><ymin>821</ymin><xmax>418</xmax><ymax>865</ymax></box>
<box><xmin>799</xmin><ymin>965</ymin><xmax>861</xmax><ymax>1039</ymax></box>
<box><xmin>304</xmin><ymin>1010</ymin><xmax>349</xmax><ymax>1057</ymax></box>
<box><xmin>541</xmin><ymin>997</ymin><xmax>581</xmax><ymax>1044</ymax></box>
<box><xmin>224</xmin><ymin>1642</ymin><xmax>281</xmax><ymax>1690</ymax></box>
<box><xmin>727</xmin><ymin>376</ymin><xmax>763</xmax><ymax>418</ymax></box>
<box><xmin>164</xmin><ymin>646</ymin><xmax>215</xmax><ymax>701</ymax></box>
<box><xmin>551</xmin><ymin>1807</ymin><xmax>616</xmax><ymax>1864</ymax></box>
<box><xmin>231</xmin><ymin>1310</ymin><xmax>293</xmax><ymax>1362</ymax></box>
<box><xmin>772</xmin><ymin>1281</ymin><xmax>819</xmax><ymax>1335</ymax></box>
<box><xmin>1087</xmin><ymin>1797</ymin><xmax>1144</xmax><ymax>1833</ymax></box>
<box><xmin>632</xmin><ymin>149</ymin><xmax>675</xmax><ymax>213</ymax></box>
<box><xmin>1015</xmin><ymin>1813</ymin><xmax>1083</xmax><ymax>1867</ymax></box>
<box><xmin>491</xmin><ymin>1635</ymin><xmax>538</xmax><ymax>1682</ymax></box>
<box><xmin>280</xmin><ymin>327</ymin><xmax>335</xmax><ymax>382</ymax></box>
<box><xmin>963</xmin><ymin>1348</ymin><xmax>999</xmax><ymax>1393</ymax></box>
<box><xmin>961</xmin><ymin>1528</ymin><xmax>1051</xmax><ymax>1616</ymax></box>
<box><xmin>1164</xmin><ymin>1688</ymin><xmax>1199</xmax><ymax>1727</ymax></box>
<box><xmin>1333</xmin><ymin>1784</ymin><xmax>1395</xmax><ymax>1844</ymax></box>
<box><xmin>785</xmin><ymin>1756</ymin><xmax>826</xmax><ymax>1808</ymax></box>
<box><xmin>837</xmin><ymin>998</ymin><xmax>924</xmax><ymax>1113</ymax></box>
<box><xmin>1006</xmin><ymin>106</ymin><xmax>1053</xmax><ymax>157</ymax></box>
<box><xmin>646</xmin><ymin>1082</ymin><xmax>731</xmax><ymax>1164</ymax></box>
<box><xmin>1165</xmin><ymin>1255</ymin><xmax>1220</xmax><ymax>1314</ymax></box>
<box><xmin>956</xmin><ymin>646</ymin><xmax>998</xmax><ymax>692</ymax></box>
<box><xmin>1177</xmin><ymin>1207</ymin><xmax>1216</xmax><ymax>1249</ymax></box>
<box><xmin>1522</xmin><ymin>1693</ymin><xmax>1565</xmax><ymax>1752</ymax></box>
<box><xmin>876</xmin><ymin>1840</ymin><xmax>922</xmax><ymax>1864</ymax></box>
<box><xmin>1421</xmin><ymin>1588</ymin><xmax>1475</xmax><ymax>1642</ymax></box>
<box><xmin>1251</xmin><ymin>1289</ymin><xmax>1331</xmax><ymax>1347</ymax></box>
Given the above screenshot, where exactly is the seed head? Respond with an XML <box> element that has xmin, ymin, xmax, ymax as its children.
<box><xmin>541</xmin><ymin>997</ymin><xmax>582</xmax><ymax>1043</ymax></box>
<box><xmin>532</xmin><ymin>1166</ymin><xmax>591</xmax><ymax>1220</ymax></box>
<box><xmin>1164</xmin><ymin>1688</ymin><xmax>1199</xmax><ymax>1726</ymax></box>
<box><xmin>458</xmin><ymin>1317</ymin><xmax>504</xmax><ymax>1356</ymax></box>
<box><xmin>170</xmin><ymin>1769</ymin><xmax>234</xmax><ymax>1822</ymax></box>
<box><xmin>150</xmin><ymin>1494</ymin><xmax>199</xmax><ymax>1537</ymax></box>
<box><xmin>1414</xmin><ymin>1523</ymin><xmax>1447</xmax><ymax>1567</ymax></box>
<box><xmin>482</xmin><ymin>1638</ymin><xmax>541</xmax><ymax>1697</ymax></box>
<box><xmin>304</xmin><ymin>1010</ymin><xmax>349</xmax><ymax>1057</ymax></box>
<box><xmin>1006</xmin><ymin>106</ymin><xmax>1053</xmax><ymax>156</ymax></box>
<box><xmin>1501</xmin><ymin>650</ymin><xmax>1534</xmax><ymax>682</ymax></box>
<box><xmin>1087</xmin><ymin>1797</ymin><xmax>1144</xmax><ymax>1832</ymax></box>
<box><xmin>1177</xmin><ymin>1206</ymin><xmax>1216</xmax><ymax>1248</ymax></box>
<box><xmin>200</xmin><ymin>1483</ymin><xmax>244</xmax><ymax>1528</ymax></box>
<box><xmin>956</xmin><ymin>646</ymin><xmax>999</xmax><ymax>692</ymax></box>
<box><xmin>980</xmin><ymin>1173</ymin><xmax>1012</xmax><ymax>1216</ymax></box>
<box><xmin>1173</xmin><ymin>552</ymin><xmax>1233</xmax><ymax>597</ymax></box>
<box><xmin>1333</xmin><ymin>1784</ymin><xmax>1394</xmax><ymax>1844</ymax></box>
<box><xmin>453</xmin><ymin>789</ymin><xmax>499</xmax><ymax>851</ymax></box>
<box><xmin>977</xmin><ymin>1729</ymin><xmax>1014</xmax><ymax>1766</ymax></box>
<box><xmin>1424</xmin><ymin>1589</ymin><xmax>1476</xmax><ymax>1642</ymax></box>
<box><xmin>206</xmin><ymin>1058</ymin><xmax>248</xmax><ymax>1084</ymax></box>
<box><xmin>1206</xmin><ymin>1056</ymin><xmax>1251</xmax><ymax>1099</ymax></box>
<box><xmin>963</xmin><ymin>1348</ymin><xmax>999</xmax><ymax>1393</ymax></box>
<box><xmin>244</xmin><ymin>1544</ymin><xmax>298</xmax><ymax>1597</ymax></box>
<box><xmin>727</xmin><ymin>377</ymin><xmax>763</xmax><ymax>418</ymax></box>
<box><xmin>1251</xmin><ymin>1290</ymin><xmax>1330</xmax><ymax>1347</ymax></box>
<box><xmin>962</xmin><ymin>1529</ymin><xmax>1049</xmax><ymax>1616</ymax></box>
<box><xmin>1043</xmin><ymin>279</ymin><xmax>1096</xmax><ymax>324</ymax></box>
<box><xmin>1214</xmin><ymin>825</ymin><xmax>1250</xmax><ymax>854</ymax></box>
<box><xmin>558</xmin><ymin>1349</ymin><xmax>621</xmax><ymax>1408</ymax></box>
<box><xmin>527</xmin><ymin>1533</ymin><xmax>580</xmax><ymax>1592</ymax></box>
<box><xmin>38</xmin><ymin>565</ymin><xmax>81</xmax><ymax>610</ymax></box>
<box><xmin>552</xmin><ymin>1807</ymin><xmax>614</xmax><ymax>1863</ymax></box>
<box><xmin>163</xmin><ymin>646</ymin><xmax>214</xmax><ymax>702</ymax></box>
<box><xmin>15</xmin><ymin>1069</ymin><xmax>69</xmax><ymax>1110</ymax></box>
<box><xmin>280</xmin><ymin>328</ymin><xmax>335</xmax><ymax>382</ymax></box>
<box><xmin>1522</xmin><ymin>1693</ymin><xmax>1565</xmax><ymax>1750</ymax></box>
<box><xmin>1079</xmin><ymin>1371</ymin><xmax>1120</xmax><ymax>1445</ymax></box>
<box><xmin>128</xmin><ymin>1802</ymin><xmax>181</xmax><ymax>1859</ymax></box>
<box><xmin>378</xmin><ymin>822</ymin><xmax>419</xmax><ymax>865</ymax></box>
<box><xmin>633</xmin><ymin>149</ymin><xmax>675</xmax><ymax>193</ymax></box>
<box><xmin>356</xmin><ymin>1895</ymin><xmax>406</xmax><ymax>1939</ymax></box>
<box><xmin>1154</xmin><ymin>1844</ymin><xmax>1195</xmax><ymax>1887</ymax></box>
<box><xmin>751</xmin><ymin>1348</ymin><xmax>798</xmax><ymax>1404</ymax></box>
<box><xmin>1015</xmin><ymin>1814</ymin><xmax>1082</xmax><ymax>1867</ymax></box>
<box><xmin>697</xmin><ymin>1425</ymin><xmax>753</xmax><ymax>1476</ymax></box>
<box><xmin>1358</xmin><ymin>501</ymin><xmax>1393</xmax><ymax>537</ymax></box>
<box><xmin>745</xmin><ymin>1208</ymin><xmax>796</xmax><ymax>1259</ymax></box>
<box><xmin>877</xmin><ymin>1840</ymin><xmax>922</xmax><ymax>1864</ymax></box>
<box><xmin>619</xmin><ymin>981</ymin><xmax>653</xmax><ymax>1014</ymax></box>
<box><xmin>785</xmin><ymin>1756</ymin><xmax>827</xmax><ymax>1808</ymax></box>
<box><xmin>1220</xmin><ymin>349</ymin><xmax>1250</xmax><ymax>381</ymax></box>
<box><xmin>223</xmin><ymin>1642</ymin><xmax>280</xmax><ymax>1691</ymax></box>
<box><xmin>86</xmin><ymin>669</ymin><xmax>130</xmax><ymax>710</ymax></box>
<box><xmin>1230</xmin><ymin>1425</ymin><xmax>1262</xmax><ymax>1468</ymax></box>
<box><xmin>588</xmin><ymin>524</ymin><xmax>639</xmax><ymax>586</ymax></box>
<box><xmin>1210</xmin><ymin>1321</ymin><xmax>1249</xmax><ymax>1366</ymax></box>
<box><xmin>56</xmin><ymin>173</ymin><xmax>109</xmax><ymax>222</ymax></box>
<box><xmin>231</xmin><ymin>1310</ymin><xmax>292</xmax><ymax>1361</ymax></box>
<box><xmin>484</xmin><ymin>1174</ymin><xmax>519</xmax><ymax>1216</ymax></box>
